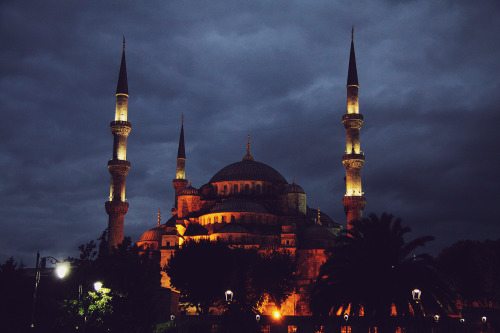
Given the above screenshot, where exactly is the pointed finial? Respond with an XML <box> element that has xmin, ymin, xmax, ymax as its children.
<box><xmin>317</xmin><ymin>206</ymin><xmax>321</xmax><ymax>224</ymax></box>
<box><xmin>123</xmin><ymin>36</ymin><xmax>126</xmax><ymax>50</ymax></box>
<box><xmin>292</xmin><ymin>177</ymin><xmax>296</xmax><ymax>185</ymax></box>
<box><xmin>157</xmin><ymin>208</ymin><xmax>161</xmax><ymax>227</ymax></box>
<box><xmin>188</xmin><ymin>179</ymin><xmax>192</xmax><ymax>186</ymax></box>
<box><xmin>181</xmin><ymin>113</ymin><xmax>184</xmax><ymax>125</ymax></box>
<box><xmin>247</xmin><ymin>135</ymin><xmax>251</xmax><ymax>155</ymax></box>
<box><xmin>243</xmin><ymin>135</ymin><xmax>254</xmax><ymax>161</ymax></box>
<box><xmin>351</xmin><ymin>26</ymin><xmax>354</xmax><ymax>41</ymax></box>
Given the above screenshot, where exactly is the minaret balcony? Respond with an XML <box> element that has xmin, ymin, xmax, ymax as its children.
<box><xmin>342</xmin><ymin>113</ymin><xmax>363</xmax><ymax>129</ymax></box>
<box><xmin>108</xmin><ymin>159</ymin><xmax>131</xmax><ymax>175</ymax></box>
<box><xmin>110</xmin><ymin>121</ymin><xmax>132</xmax><ymax>136</ymax></box>
<box><xmin>342</xmin><ymin>154</ymin><xmax>365</xmax><ymax>169</ymax></box>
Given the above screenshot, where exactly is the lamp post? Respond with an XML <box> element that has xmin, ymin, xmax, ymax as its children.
<box><xmin>30</xmin><ymin>251</ymin><xmax>69</xmax><ymax>329</ymax></box>
<box><xmin>225</xmin><ymin>290</ymin><xmax>233</xmax><ymax>303</ymax></box>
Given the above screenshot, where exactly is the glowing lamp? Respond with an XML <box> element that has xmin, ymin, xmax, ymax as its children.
<box><xmin>55</xmin><ymin>262</ymin><xmax>69</xmax><ymax>279</ymax></box>
<box><xmin>412</xmin><ymin>289</ymin><xmax>421</xmax><ymax>302</ymax></box>
<box><xmin>434</xmin><ymin>315</ymin><xmax>440</xmax><ymax>322</ymax></box>
<box><xmin>170</xmin><ymin>315</ymin><xmax>175</xmax><ymax>321</ymax></box>
<box><xmin>482</xmin><ymin>316</ymin><xmax>487</xmax><ymax>323</ymax></box>
<box><xmin>94</xmin><ymin>281</ymin><xmax>103</xmax><ymax>292</ymax></box>
<box><xmin>255</xmin><ymin>314</ymin><xmax>261</xmax><ymax>322</ymax></box>
<box><xmin>225</xmin><ymin>290</ymin><xmax>233</xmax><ymax>303</ymax></box>
<box><xmin>460</xmin><ymin>318</ymin><xmax>465</xmax><ymax>323</ymax></box>
<box><xmin>344</xmin><ymin>314</ymin><xmax>349</xmax><ymax>322</ymax></box>
<box><xmin>273</xmin><ymin>311</ymin><xmax>280</xmax><ymax>319</ymax></box>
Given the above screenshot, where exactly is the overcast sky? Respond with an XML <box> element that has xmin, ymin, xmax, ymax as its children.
<box><xmin>1</xmin><ymin>0</ymin><xmax>499</xmax><ymax>266</ymax></box>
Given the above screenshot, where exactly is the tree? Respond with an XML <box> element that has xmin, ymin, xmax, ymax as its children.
<box><xmin>254</xmin><ymin>250</ymin><xmax>296</xmax><ymax>310</ymax></box>
<box><xmin>59</xmin><ymin>233</ymin><xmax>168</xmax><ymax>333</ymax></box>
<box><xmin>437</xmin><ymin>239</ymin><xmax>500</xmax><ymax>307</ymax></box>
<box><xmin>310</xmin><ymin>213</ymin><xmax>456</xmax><ymax>329</ymax></box>
<box><xmin>165</xmin><ymin>240</ymin><xmax>295</xmax><ymax>317</ymax></box>
<box><xmin>165</xmin><ymin>239</ymin><xmax>234</xmax><ymax>315</ymax></box>
<box><xmin>0</xmin><ymin>257</ymin><xmax>33</xmax><ymax>332</ymax></box>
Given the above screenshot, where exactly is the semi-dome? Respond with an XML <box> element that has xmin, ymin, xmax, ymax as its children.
<box><xmin>209</xmin><ymin>159</ymin><xmax>287</xmax><ymax>184</ymax></box>
<box><xmin>139</xmin><ymin>226</ymin><xmax>164</xmax><ymax>242</ymax></box>
<box><xmin>209</xmin><ymin>199</ymin><xmax>268</xmax><ymax>214</ymax></box>
<box><xmin>216</xmin><ymin>223</ymin><xmax>249</xmax><ymax>234</ymax></box>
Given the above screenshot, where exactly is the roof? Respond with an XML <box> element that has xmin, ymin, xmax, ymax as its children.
<box><xmin>209</xmin><ymin>199</ymin><xmax>268</xmax><ymax>214</ymax></box>
<box><xmin>177</xmin><ymin>123</ymin><xmax>185</xmax><ymax>159</ymax></box>
<box><xmin>116</xmin><ymin>40</ymin><xmax>128</xmax><ymax>95</ymax></box>
<box><xmin>209</xmin><ymin>159</ymin><xmax>287</xmax><ymax>184</ymax></box>
<box><xmin>347</xmin><ymin>38</ymin><xmax>358</xmax><ymax>86</ymax></box>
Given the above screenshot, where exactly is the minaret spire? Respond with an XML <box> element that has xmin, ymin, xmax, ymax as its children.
<box><xmin>106</xmin><ymin>40</ymin><xmax>132</xmax><ymax>249</ymax></box>
<box><xmin>342</xmin><ymin>29</ymin><xmax>366</xmax><ymax>229</ymax></box>
<box><xmin>173</xmin><ymin>115</ymin><xmax>188</xmax><ymax>210</ymax></box>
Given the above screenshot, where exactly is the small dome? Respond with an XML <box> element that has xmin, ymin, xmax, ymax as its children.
<box><xmin>303</xmin><ymin>224</ymin><xmax>336</xmax><ymax>242</ymax></box>
<box><xmin>284</xmin><ymin>180</ymin><xmax>305</xmax><ymax>194</ymax></box>
<box><xmin>179</xmin><ymin>185</ymin><xmax>200</xmax><ymax>196</ymax></box>
<box><xmin>139</xmin><ymin>226</ymin><xmax>164</xmax><ymax>242</ymax></box>
<box><xmin>301</xmin><ymin>223</ymin><xmax>336</xmax><ymax>249</ymax></box>
<box><xmin>209</xmin><ymin>199</ymin><xmax>268</xmax><ymax>214</ymax></box>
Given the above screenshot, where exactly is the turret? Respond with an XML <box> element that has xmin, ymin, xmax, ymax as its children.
<box><xmin>173</xmin><ymin>115</ymin><xmax>188</xmax><ymax>210</ymax></box>
<box><xmin>342</xmin><ymin>28</ymin><xmax>366</xmax><ymax>229</ymax></box>
<box><xmin>105</xmin><ymin>38</ymin><xmax>132</xmax><ymax>249</ymax></box>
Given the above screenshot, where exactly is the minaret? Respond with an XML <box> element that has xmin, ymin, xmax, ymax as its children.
<box><xmin>105</xmin><ymin>38</ymin><xmax>132</xmax><ymax>249</ymax></box>
<box><xmin>173</xmin><ymin>115</ymin><xmax>188</xmax><ymax>210</ymax></box>
<box><xmin>342</xmin><ymin>27</ymin><xmax>366</xmax><ymax>229</ymax></box>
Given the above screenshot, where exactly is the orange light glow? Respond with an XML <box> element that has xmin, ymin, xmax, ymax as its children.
<box><xmin>273</xmin><ymin>311</ymin><xmax>280</xmax><ymax>319</ymax></box>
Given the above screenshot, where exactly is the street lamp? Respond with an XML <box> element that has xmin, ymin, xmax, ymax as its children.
<box><xmin>255</xmin><ymin>314</ymin><xmax>261</xmax><ymax>323</ymax></box>
<box><xmin>434</xmin><ymin>315</ymin><xmax>440</xmax><ymax>323</ymax></box>
<box><xmin>412</xmin><ymin>289</ymin><xmax>421</xmax><ymax>302</ymax></box>
<box><xmin>482</xmin><ymin>316</ymin><xmax>487</xmax><ymax>323</ymax></box>
<box><xmin>225</xmin><ymin>290</ymin><xmax>233</xmax><ymax>303</ymax></box>
<box><xmin>31</xmin><ymin>251</ymin><xmax>69</xmax><ymax>328</ymax></box>
<box><xmin>93</xmin><ymin>281</ymin><xmax>104</xmax><ymax>292</ymax></box>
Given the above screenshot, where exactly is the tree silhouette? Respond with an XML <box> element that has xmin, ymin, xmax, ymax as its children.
<box><xmin>310</xmin><ymin>213</ymin><xmax>456</xmax><ymax>329</ymax></box>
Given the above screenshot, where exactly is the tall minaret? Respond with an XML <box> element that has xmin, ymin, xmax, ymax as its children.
<box><xmin>105</xmin><ymin>38</ymin><xmax>132</xmax><ymax>249</ymax></box>
<box><xmin>342</xmin><ymin>28</ymin><xmax>366</xmax><ymax>229</ymax></box>
<box><xmin>173</xmin><ymin>115</ymin><xmax>188</xmax><ymax>210</ymax></box>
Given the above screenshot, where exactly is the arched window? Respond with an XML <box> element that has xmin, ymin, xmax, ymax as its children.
<box><xmin>208</xmin><ymin>217</ymin><xmax>211</xmax><ymax>224</ymax></box>
<box><xmin>231</xmin><ymin>215</ymin><xmax>236</xmax><ymax>223</ymax></box>
<box><xmin>214</xmin><ymin>216</ymin><xmax>218</xmax><ymax>223</ymax></box>
<box><xmin>244</xmin><ymin>184</ymin><xmax>249</xmax><ymax>194</ymax></box>
<box><xmin>234</xmin><ymin>184</ymin><xmax>238</xmax><ymax>193</ymax></box>
<box><xmin>214</xmin><ymin>185</ymin><xmax>218</xmax><ymax>195</ymax></box>
<box><xmin>222</xmin><ymin>216</ymin><xmax>226</xmax><ymax>223</ymax></box>
<box><xmin>256</xmin><ymin>184</ymin><xmax>261</xmax><ymax>193</ymax></box>
<box><xmin>223</xmin><ymin>185</ymin><xmax>228</xmax><ymax>195</ymax></box>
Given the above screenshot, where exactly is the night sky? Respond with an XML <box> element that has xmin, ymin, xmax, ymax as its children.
<box><xmin>2</xmin><ymin>0</ymin><xmax>500</xmax><ymax>266</ymax></box>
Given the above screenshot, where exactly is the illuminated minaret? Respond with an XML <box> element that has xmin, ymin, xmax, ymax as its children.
<box><xmin>105</xmin><ymin>38</ymin><xmax>131</xmax><ymax>249</ymax></box>
<box><xmin>173</xmin><ymin>115</ymin><xmax>188</xmax><ymax>210</ymax></box>
<box><xmin>342</xmin><ymin>28</ymin><xmax>366</xmax><ymax>229</ymax></box>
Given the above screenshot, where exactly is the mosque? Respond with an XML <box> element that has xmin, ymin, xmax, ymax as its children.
<box><xmin>105</xmin><ymin>33</ymin><xmax>366</xmax><ymax>316</ymax></box>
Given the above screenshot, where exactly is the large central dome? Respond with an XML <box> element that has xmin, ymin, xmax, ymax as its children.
<box><xmin>209</xmin><ymin>158</ymin><xmax>287</xmax><ymax>184</ymax></box>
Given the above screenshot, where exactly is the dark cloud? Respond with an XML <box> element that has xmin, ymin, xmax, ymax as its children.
<box><xmin>1</xmin><ymin>0</ymin><xmax>500</xmax><ymax>265</ymax></box>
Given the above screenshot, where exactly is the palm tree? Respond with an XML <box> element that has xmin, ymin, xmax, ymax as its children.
<box><xmin>310</xmin><ymin>213</ymin><xmax>456</xmax><ymax>330</ymax></box>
